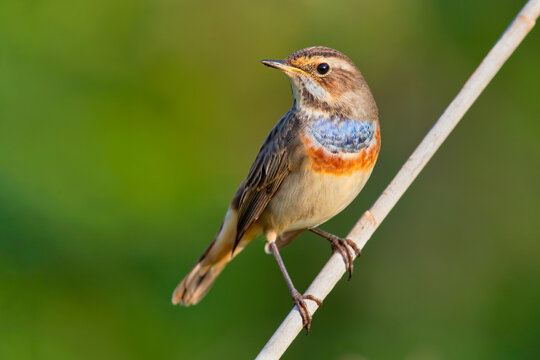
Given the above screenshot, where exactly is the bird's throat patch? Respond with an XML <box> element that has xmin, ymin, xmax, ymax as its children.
<box><xmin>302</xmin><ymin>121</ymin><xmax>380</xmax><ymax>175</ymax></box>
<box><xmin>308</xmin><ymin>118</ymin><xmax>375</xmax><ymax>153</ymax></box>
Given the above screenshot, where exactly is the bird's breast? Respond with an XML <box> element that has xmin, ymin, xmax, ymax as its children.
<box><xmin>301</xmin><ymin>119</ymin><xmax>380</xmax><ymax>175</ymax></box>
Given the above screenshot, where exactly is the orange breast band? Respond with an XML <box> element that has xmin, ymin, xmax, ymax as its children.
<box><xmin>302</xmin><ymin>124</ymin><xmax>380</xmax><ymax>175</ymax></box>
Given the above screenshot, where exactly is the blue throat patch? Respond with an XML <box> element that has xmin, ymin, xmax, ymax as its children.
<box><xmin>308</xmin><ymin>118</ymin><xmax>374</xmax><ymax>153</ymax></box>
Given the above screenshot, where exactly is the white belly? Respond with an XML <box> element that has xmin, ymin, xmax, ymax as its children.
<box><xmin>261</xmin><ymin>165</ymin><xmax>374</xmax><ymax>233</ymax></box>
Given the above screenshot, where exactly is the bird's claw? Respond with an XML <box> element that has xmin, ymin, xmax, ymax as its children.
<box><xmin>291</xmin><ymin>291</ymin><xmax>322</xmax><ymax>333</ymax></box>
<box><xmin>329</xmin><ymin>236</ymin><xmax>360</xmax><ymax>280</ymax></box>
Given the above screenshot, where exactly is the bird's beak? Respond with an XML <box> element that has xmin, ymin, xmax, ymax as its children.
<box><xmin>261</xmin><ymin>60</ymin><xmax>307</xmax><ymax>75</ymax></box>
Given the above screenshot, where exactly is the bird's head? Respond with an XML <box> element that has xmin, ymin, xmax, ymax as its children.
<box><xmin>262</xmin><ymin>46</ymin><xmax>377</xmax><ymax>120</ymax></box>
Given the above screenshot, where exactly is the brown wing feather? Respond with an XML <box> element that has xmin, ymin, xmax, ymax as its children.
<box><xmin>233</xmin><ymin>111</ymin><xmax>299</xmax><ymax>251</ymax></box>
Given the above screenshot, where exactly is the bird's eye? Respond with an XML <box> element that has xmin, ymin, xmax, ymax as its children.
<box><xmin>316</xmin><ymin>63</ymin><xmax>330</xmax><ymax>75</ymax></box>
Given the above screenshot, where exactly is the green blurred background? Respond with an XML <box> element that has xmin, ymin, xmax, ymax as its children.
<box><xmin>1</xmin><ymin>0</ymin><xmax>539</xmax><ymax>359</ymax></box>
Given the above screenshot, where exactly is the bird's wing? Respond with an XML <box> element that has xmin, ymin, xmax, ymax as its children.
<box><xmin>232</xmin><ymin>111</ymin><xmax>298</xmax><ymax>251</ymax></box>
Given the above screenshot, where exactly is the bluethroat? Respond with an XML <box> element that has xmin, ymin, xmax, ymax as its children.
<box><xmin>172</xmin><ymin>46</ymin><xmax>380</xmax><ymax>331</ymax></box>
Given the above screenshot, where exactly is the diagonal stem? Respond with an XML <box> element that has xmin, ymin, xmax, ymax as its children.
<box><xmin>256</xmin><ymin>1</ymin><xmax>540</xmax><ymax>359</ymax></box>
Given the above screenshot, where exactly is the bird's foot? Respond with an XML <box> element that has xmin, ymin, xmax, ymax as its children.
<box><xmin>291</xmin><ymin>289</ymin><xmax>322</xmax><ymax>333</ymax></box>
<box><xmin>310</xmin><ymin>228</ymin><xmax>360</xmax><ymax>279</ymax></box>
<box><xmin>310</xmin><ymin>228</ymin><xmax>360</xmax><ymax>280</ymax></box>
<box><xmin>329</xmin><ymin>235</ymin><xmax>360</xmax><ymax>280</ymax></box>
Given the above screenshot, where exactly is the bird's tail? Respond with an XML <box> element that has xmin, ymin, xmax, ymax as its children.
<box><xmin>172</xmin><ymin>208</ymin><xmax>259</xmax><ymax>306</ymax></box>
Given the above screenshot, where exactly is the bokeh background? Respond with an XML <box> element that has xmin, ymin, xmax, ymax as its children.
<box><xmin>1</xmin><ymin>0</ymin><xmax>539</xmax><ymax>359</ymax></box>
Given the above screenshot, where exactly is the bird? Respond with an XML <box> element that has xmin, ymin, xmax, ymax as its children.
<box><xmin>172</xmin><ymin>46</ymin><xmax>380</xmax><ymax>331</ymax></box>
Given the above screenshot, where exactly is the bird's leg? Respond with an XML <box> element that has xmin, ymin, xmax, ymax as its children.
<box><xmin>267</xmin><ymin>241</ymin><xmax>322</xmax><ymax>333</ymax></box>
<box><xmin>309</xmin><ymin>228</ymin><xmax>360</xmax><ymax>280</ymax></box>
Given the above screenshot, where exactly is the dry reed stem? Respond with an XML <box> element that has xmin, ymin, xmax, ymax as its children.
<box><xmin>256</xmin><ymin>1</ymin><xmax>540</xmax><ymax>359</ymax></box>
